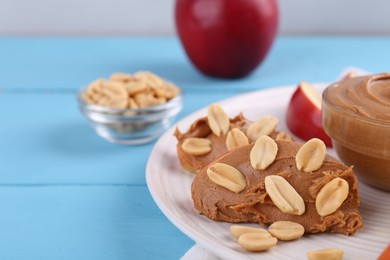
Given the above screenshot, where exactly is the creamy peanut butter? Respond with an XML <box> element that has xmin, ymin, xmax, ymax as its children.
<box><xmin>323</xmin><ymin>73</ymin><xmax>390</xmax><ymax>191</ymax></box>
<box><xmin>191</xmin><ymin>141</ymin><xmax>363</xmax><ymax>235</ymax></box>
<box><xmin>174</xmin><ymin>113</ymin><xmax>252</xmax><ymax>173</ymax></box>
<box><xmin>324</xmin><ymin>74</ymin><xmax>390</xmax><ymax>121</ymax></box>
<box><xmin>175</xmin><ymin>114</ymin><xmax>281</xmax><ymax>173</ymax></box>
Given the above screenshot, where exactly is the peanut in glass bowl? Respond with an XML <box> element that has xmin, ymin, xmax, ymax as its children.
<box><xmin>322</xmin><ymin>74</ymin><xmax>390</xmax><ymax>191</ymax></box>
<box><xmin>77</xmin><ymin>87</ymin><xmax>183</xmax><ymax>145</ymax></box>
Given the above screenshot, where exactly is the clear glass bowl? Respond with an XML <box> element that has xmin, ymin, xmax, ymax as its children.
<box><xmin>77</xmin><ymin>88</ymin><xmax>183</xmax><ymax>145</ymax></box>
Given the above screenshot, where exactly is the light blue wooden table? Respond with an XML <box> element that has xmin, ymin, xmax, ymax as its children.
<box><xmin>0</xmin><ymin>36</ymin><xmax>389</xmax><ymax>259</ymax></box>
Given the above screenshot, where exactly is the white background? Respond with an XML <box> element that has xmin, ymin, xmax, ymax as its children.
<box><xmin>0</xmin><ymin>0</ymin><xmax>389</xmax><ymax>35</ymax></box>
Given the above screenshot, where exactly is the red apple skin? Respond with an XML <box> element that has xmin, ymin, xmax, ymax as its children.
<box><xmin>286</xmin><ymin>85</ymin><xmax>333</xmax><ymax>147</ymax></box>
<box><xmin>175</xmin><ymin>0</ymin><xmax>279</xmax><ymax>78</ymax></box>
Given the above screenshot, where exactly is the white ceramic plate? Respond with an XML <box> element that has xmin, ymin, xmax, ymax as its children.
<box><xmin>146</xmin><ymin>85</ymin><xmax>390</xmax><ymax>260</ymax></box>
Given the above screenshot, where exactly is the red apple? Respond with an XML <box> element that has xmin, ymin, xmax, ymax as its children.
<box><xmin>175</xmin><ymin>0</ymin><xmax>279</xmax><ymax>78</ymax></box>
<box><xmin>286</xmin><ymin>81</ymin><xmax>332</xmax><ymax>147</ymax></box>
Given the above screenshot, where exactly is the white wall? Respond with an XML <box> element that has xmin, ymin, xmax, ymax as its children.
<box><xmin>1</xmin><ymin>0</ymin><xmax>389</xmax><ymax>35</ymax></box>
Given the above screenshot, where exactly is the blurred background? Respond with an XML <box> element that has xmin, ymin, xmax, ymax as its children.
<box><xmin>1</xmin><ymin>0</ymin><xmax>389</xmax><ymax>35</ymax></box>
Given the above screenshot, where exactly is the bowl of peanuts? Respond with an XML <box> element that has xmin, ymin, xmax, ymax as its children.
<box><xmin>78</xmin><ymin>71</ymin><xmax>183</xmax><ymax>145</ymax></box>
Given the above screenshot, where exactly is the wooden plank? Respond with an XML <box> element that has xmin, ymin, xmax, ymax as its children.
<box><xmin>1</xmin><ymin>37</ymin><xmax>388</xmax><ymax>91</ymax></box>
<box><xmin>0</xmin><ymin>185</ymin><xmax>193</xmax><ymax>259</ymax></box>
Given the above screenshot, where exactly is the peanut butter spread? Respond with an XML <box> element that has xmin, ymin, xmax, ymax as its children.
<box><xmin>175</xmin><ymin>114</ymin><xmax>250</xmax><ymax>173</ymax></box>
<box><xmin>192</xmin><ymin>141</ymin><xmax>363</xmax><ymax>235</ymax></box>
<box><xmin>175</xmin><ymin>114</ymin><xmax>280</xmax><ymax>173</ymax></box>
<box><xmin>325</xmin><ymin>73</ymin><xmax>390</xmax><ymax>121</ymax></box>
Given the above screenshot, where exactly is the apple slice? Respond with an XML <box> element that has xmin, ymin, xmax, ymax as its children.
<box><xmin>286</xmin><ymin>81</ymin><xmax>332</xmax><ymax>147</ymax></box>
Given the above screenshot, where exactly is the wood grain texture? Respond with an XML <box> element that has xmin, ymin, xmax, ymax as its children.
<box><xmin>0</xmin><ymin>186</ymin><xmax>192</xmax><ymax>259</ymax></box>
<box><xmin>0</xmin><ymin>37</ymin><xmax>389</xmax><ymax>91</ymax></box>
